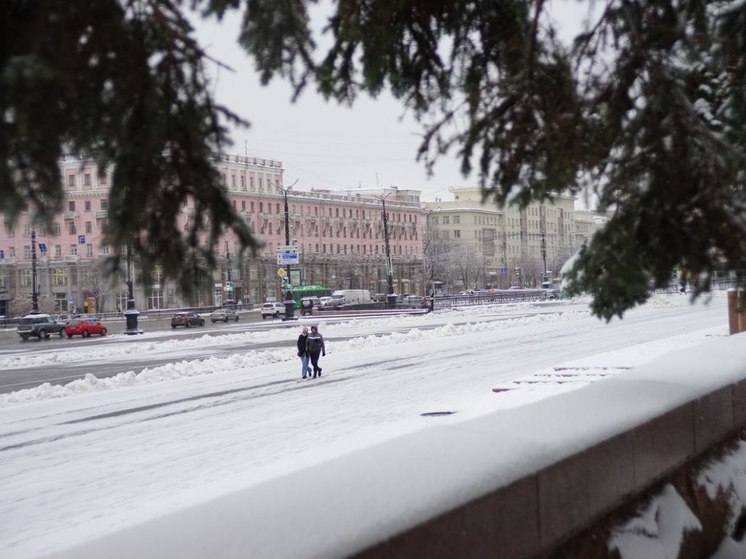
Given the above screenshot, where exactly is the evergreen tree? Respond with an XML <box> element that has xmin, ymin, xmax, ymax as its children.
<box><xmin>2</xmin><ymin>1</ymin><xmax>744</xmax><ymax>318</ymax></box>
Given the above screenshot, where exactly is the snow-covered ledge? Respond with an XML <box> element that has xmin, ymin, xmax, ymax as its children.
<box><xmin>48</xmin><ymin>333</ymin><xmax>746</xmax><ymax>559</ymax></box>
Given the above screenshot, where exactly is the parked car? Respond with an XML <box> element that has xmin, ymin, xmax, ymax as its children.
<box><xmin>210</xmin><ymin>308</ymin><xmax>239</xmax><ymax>323</ymax></box>
<box><xmin>171</xmin><ymin>311</ymin><xmax>205</xmax><ymax>328</ymax></box>
<box><xmin>17</xmin><ymin>314</ymin><xmax>65</xmax><ymax>340</ymax></box>
<box><xmin>261</xmin><ymin>302</ymin><xmax>286</xmax><ymax>319</ymax></box>
<box><xmin>65</xmin><ymin>317</ymin><xmax>108</xmax><ymax>338</ymax></box>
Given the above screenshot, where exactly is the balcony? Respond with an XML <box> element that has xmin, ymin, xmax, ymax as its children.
<box><xmin>95</xmin><ymin>210</ymin><xmax>108</xmax><ymax>219</ymax></box>
<box><xmin>64</xmin><ymin>211</ymin><xmax>79</xmax><ymax>219</ymax></box>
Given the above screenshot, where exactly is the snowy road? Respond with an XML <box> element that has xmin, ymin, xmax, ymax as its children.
<box><xmin>0</xmin><ymin>293</ymin><xmax>730</xmax><ymax>558</ymax></box>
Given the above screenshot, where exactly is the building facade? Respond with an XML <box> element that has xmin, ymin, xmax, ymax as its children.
<box><xmin>425</xmin><ymin>188</ymin><xmax>602</xmax><ymax>291</ymax></box>
<box><xmin>0</xmin><ymin>155</ymin><xmax>427</xmax><ymax>315</ymax></box>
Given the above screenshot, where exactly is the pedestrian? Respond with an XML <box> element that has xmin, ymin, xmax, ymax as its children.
<box><xmin>297</xmin><ymin>326</ymin><xmax>312</xmax><ymax>379</ymax></box>
<box><xmin>306</xmin><ymin>325</ymin><xmax>326</xmax><ymax>378</ymax></box>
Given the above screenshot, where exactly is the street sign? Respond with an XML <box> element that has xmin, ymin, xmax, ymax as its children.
<box><xmin>78</xmin><ymin>235</ymin><xmax>86</xmax><ymax>244</ymax></box>
<box><xmin>38</xmin><ymin>243</ymin><xmax>47</xmax><ymax>253</ymax></box>
<box><xmin>276</xmin><ymin>268</ymin><xmax>286</xmax><ymax>278</ymax></box>
<box><xmin>277</xmin><ymin>252</ymin><xmax>299</xmax><ymax>265</ymax></box>
<box><xmin>276</xmin><ymin>245</ymin><xmax>297</xmax><ymax>252</ymax></box>
<box><xmin>0</xmin><ymin>250</ymin><xmax>4</xmax><ymax>259</ymax></box>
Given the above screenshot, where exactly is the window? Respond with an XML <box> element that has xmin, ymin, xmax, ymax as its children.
<box><xmin>69</xmin><ymin>245</ymin><xmax>77</xmax><ymax>256</ymax></box>
<box><xmin>100</xmin><ymin>198</ymin><xmax>108</xmax><ymax>210</ymax></box>
<box><xmin>240</xmin><ymin>175</ymin><xmax>246</xmax><ymax>191</ymax></box>
<box><xmin>54</xmin><ymin>245</ymin><xmax>62</xmax><ymax>258</ymax></box>
<box><xmin>68</xmin><ymin>222</ymin><xmax>76</xmax><ymax>235</ymax></box>
<box><xmin>98</xmin><ymin>170</ymin><xmax>107</xmax><ymax>185</ymax></box>
<box><xmin>84</xmin><ymin>173</ymin><xmax>92</xmax><ymax>188</ymax></box>
<box><xmin>86</xmin><ymin>244</ymin><xmax>93</xmax><ymax>257</ymax></box>
<box><xmin>52</xmin><ymin>268</ymin><xmax>67</xmax><ymax>286</ymax></box>
<box><xmin>9</xmin><ymin>247</ymin><xmax>16</xmax><ymax>258</ymax></box>
<box><xmin>84</xmin><ymin>200</ymin><xmax>91</xmax><ymax>211</ymax></box>
<box><xmin>53</xmin><ymin>223</ymin><xmax>61</xmax><ymax>236</ymax></box>
<box><xmin>85</xmin><ymin>222</ymin><xmax>92</xmax><ymax>233</ymax></box>
<box><xmin>443</xmin><ymin>216</ymin><xmax>450</xmax><ymax>224</ymax></box>
<box><xmin>454</xmin><ymin>216</ymin><xmax>460</xmax><ymax>224</ymax></box>
<box><xmin>24</xmin><ymin>246</ymin><xmax>30</xmax><ymax>259</ymax></box>
<box><xmin>68</xmin><ymin>201</ymin><xmax>76</xmax><ymax>212</ymax></box>
<box><xmin>241</xmin><ymin>200</ymin><xmax>246</xmax><ymax>211</ymax></box>
<box><xmin>67</xmin><ymin>175</ymin><xmax>76</xmax><ymax>188</ymax></box>
<box><xmin>454</xmin><ymin>230</ymin><xmax>461</xmax><ymax>238</ymax></box>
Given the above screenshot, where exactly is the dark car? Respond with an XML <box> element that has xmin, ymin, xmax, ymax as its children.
<box><xmin>17</xmin><ymin>314</ymin><xmax>66</xmax><ymax>340</ymax></box>
<box><xmin>171</xmin><ymin>311</ymin><xmax>205</xmax><ymax>328</ymax></box>
<box><xmin>65</xmin><ymin>318</ymin><xmax>108</xmax><ymax>338</ymax></box>
<box><xmin>210</xmin><ymin>308</ymin><xmax>239</xmax><ymax>323</ymax></box>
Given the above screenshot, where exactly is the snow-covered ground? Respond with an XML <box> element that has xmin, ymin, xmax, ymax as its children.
<box><xmin>0</xmin><ymin>292</ymin><xmax>741</xmax><ymax>558</ymax></box>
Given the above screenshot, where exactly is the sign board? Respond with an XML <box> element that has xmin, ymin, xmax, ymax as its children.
<box><xmin>276</xmin><ymin>245</ymin><xmax>297</xmax><ymax>252</ymax></box>
<box><xmin>276</xmin><ymin>268</ymin><xmax>286</xmax><ymax>278</ymax></box>
<box><xmin>277</xmin><ymin>252</ymin><xmax>299</xmax><ymax>265</ymax></box>
<box><xmin>0</xmin><ymin>250</ymin><xmax>4</xmax><ymax>259</ymax></box>
<box><xmin>78</xmin><ymin>235</ymin><xmax>86</xmax><ymax>245</ymax></box>
<box><xmin>38</xmin><ymin>243</ymin><xmax>47</xmax><ymax>253</ymax></box>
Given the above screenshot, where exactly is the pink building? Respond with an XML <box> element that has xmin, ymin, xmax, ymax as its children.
<box><xmin>0</xmin><ymin>154</ymin><xmax>426</xmax><ymax>315</ymax></box>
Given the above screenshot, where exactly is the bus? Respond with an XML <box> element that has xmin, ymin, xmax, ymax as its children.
<box><xmin>290</xmin><ymin>285</ymin><xmax>332</xmax><ymax>308</ymax></box>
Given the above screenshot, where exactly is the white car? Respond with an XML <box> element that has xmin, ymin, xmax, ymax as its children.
<box><xmin>261</xmin><ymin>302</ymin><xmax>285</xmax><ymax>319</ymax></box>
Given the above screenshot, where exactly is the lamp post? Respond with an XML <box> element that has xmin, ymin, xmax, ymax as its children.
<box><xmin>541</xmin><ymin>233</ymin><xmax>548</xmax><ymax>283</ymax></box>
<box><xmin>380</xmin><ymin>195</ymin><xmax>396</xmax><ymax>308</ymax></box>
<box><xmin>224</xmin><ymin>241</ymin><xmax>234</xmax><ymax>304</ymax></box>
<box><xmin>30</xmin><ymin>229</ymin><xmax>39</xmax><ymax>313</ymax></box>
<box><xmin>124</xmin><ymin>245</ymin><xmax>142</xmax><ymax>334</ymax></box>
<box><xmin>280</xmin><ymin>185</ymin><xmax>295</xmax><ymax>320</ymax></box>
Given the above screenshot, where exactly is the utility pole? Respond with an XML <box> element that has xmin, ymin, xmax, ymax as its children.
<box><xmin>31</xmin><ymin>229</ymin><xmax>39</xmax><ymax>313</ymax></box>
<box><xmin>381</xmin><ymin>194</ymin><xmax>396</xmax><ymax>308</ymax></box>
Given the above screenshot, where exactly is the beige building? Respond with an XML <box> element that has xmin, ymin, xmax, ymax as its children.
<box><xmin>425</xmin><ymin>188</ymin><xmax>600</xmax><ymax>291</ymax></box>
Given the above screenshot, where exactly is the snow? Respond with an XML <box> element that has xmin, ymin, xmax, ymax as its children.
<box><xmin>0</xmin><ymin>292</ymin><xmax>743</xmax><ymax>558</ymax></box>
<box><xmin>609</xmin><ymin>484</ymin><xmax>702</xmax><ymax>559</ymax></box>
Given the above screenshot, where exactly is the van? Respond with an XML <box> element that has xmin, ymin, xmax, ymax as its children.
<box><xmin>330</xmin><ymin>289</ymin><xmax>372</xmax><ymax>306</ymax></box>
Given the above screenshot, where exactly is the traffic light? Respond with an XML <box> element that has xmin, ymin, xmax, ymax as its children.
<box><xmin>226</xmin><ymin>281</ymin><xmax>234</xmax><ymax>292</ymax></box>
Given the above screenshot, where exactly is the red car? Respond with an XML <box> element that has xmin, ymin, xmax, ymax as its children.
<box><xmin>65</xmin><ymin>318</ymin><xmax>108</xmax><ymax>338</ymax></box>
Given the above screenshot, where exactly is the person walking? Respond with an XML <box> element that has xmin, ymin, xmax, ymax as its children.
<box><xmin>297</xmin><ymin>326</ymin><xmax>312</xmax><ymax>379</ymax></box>
<box><xmin>306</xmin><ymin>325</ymin><xmax>326</xmax><ymax>378</ymax></box>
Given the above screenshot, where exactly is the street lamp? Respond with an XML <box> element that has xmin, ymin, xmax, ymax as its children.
<box><xmin>380</xmin><ymin>195</ymin><xmax>396</xmax><ymax>308</ymax></box>
<box><xmin>30</xmin><ymin>229</ymin><xmax>39</xmax><ymax>313</ymax></box>
<box><xmin>124</xmin><ymin>245</ymin><xmax>143</xmax><ymax>334</ymax></box>
<box><xmin>280</xmin><ymin>184</ymin><xmax>296</xmax><ymax>320</ymax></box>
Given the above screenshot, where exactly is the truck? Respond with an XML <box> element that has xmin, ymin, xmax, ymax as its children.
<box><xmin>330</xmin><ymin>289</ymin><xmax>372</xmax><ymax>306</ymax></box>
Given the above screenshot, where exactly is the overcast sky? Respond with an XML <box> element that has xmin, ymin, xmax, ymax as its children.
<box><xmin>193</xmin><ymin>2</ymin><xmax>592</xmax><ymax>202</ymax></box>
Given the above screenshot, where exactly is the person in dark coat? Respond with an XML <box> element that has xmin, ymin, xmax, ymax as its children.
<box><xmin>297</xmin><ymin>326</ymin><xmax>312</xmax><ymax>379</ymax></box>
<box><xmin>305</xmin><ymin>325</ymin><xmax>326</xmax><ymax>378</ymax></box>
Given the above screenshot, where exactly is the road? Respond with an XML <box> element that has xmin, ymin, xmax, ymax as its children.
<box><xmin>0</xmin><ymin>304</ymin><xmax>569</xmax><ymax>394</ymax></box>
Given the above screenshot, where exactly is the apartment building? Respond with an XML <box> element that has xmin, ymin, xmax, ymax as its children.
<box><xmin>0</xmin><ymin>155</ymin><xmax>426</xmax><ymax>316</ymax></box>
<box><xmin>425</xmin><ymin>187</ymin><xmax>600</xmax><ymax>291</ymax></box>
